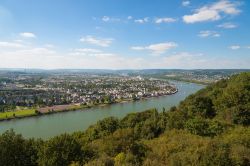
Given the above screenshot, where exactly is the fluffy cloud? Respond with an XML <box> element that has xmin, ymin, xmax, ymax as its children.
<box><xmin>80</xmin><ymin>36</ymin><xmax>114</xmax><ymax>47</ymax></box>
<box><xmin>155</xmin><ymin>17</ymin><xmax>177</xmax><ymax>24</ymax></box>
<box><xmin>131</xmin><ymin>42</ymin><xmax>177</xmax><ymax>55</ymax></box>
<box><xmin>183</xmin><ymin>0</ymin><xmax>241</xmax><ymax>23</ymax></box>
<box><xmin>134</xmin><ymin>17</ymin><xmax>149</xmax><ymax>24</ymax></box>
<box><xmin>229</xmin><ymin>45</ymin><xmax>240</xmax><ymax>50</ymax></box>
<box><xmin>19</xmin><ymin>32</ymin><xmax>36</xmax><ymax>38</ymax></box>
<box><xmin>217</xmin><ymin>22</ymin><xmax>237</xmax><ymax>29</ymax></box>
<box><xmin>182</xmin><ymin>1</ymin><xmax>190</xmax><ymax>7</ymax></box>
<box><xmin>198</xmin><ymin>30</ymin><xmax>220</xmax><ymax>38</ymax></box>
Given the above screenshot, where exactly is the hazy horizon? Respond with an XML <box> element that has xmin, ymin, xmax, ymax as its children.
<box><xmin>1</xmin><ymin>68</ymin><xmax>250</xmax><ymax>70</ymax></box>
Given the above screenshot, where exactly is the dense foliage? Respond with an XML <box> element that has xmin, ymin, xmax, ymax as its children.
<box><xmin>0</xmin><ymin>72</ymin><xmax>249</xmax><ymax>166</ymax></box>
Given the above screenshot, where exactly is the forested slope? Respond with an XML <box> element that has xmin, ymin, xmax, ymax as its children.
<box><xmin>0</xmin><ymin>72</ymin><xmax>249</xmax><ymax>166</ymax></box>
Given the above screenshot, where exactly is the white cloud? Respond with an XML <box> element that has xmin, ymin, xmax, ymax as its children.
<box><xmin>155</xmin><ymin>17</ymin><xmax>177</xmax><ymax>24</ymax></box>
<box><xmin>217</xmin><ymin>22</ymin><xmax>237</xmax><ymax>29</ymax></box>
<box><xmin>0</xmin><ymin>41</ymin><xmax>25</xmax><ymax>48</ymax></box>
<box><xmin>247</xmin><ymin>46</ymin><xmax>250</xmax><ymax>49</ymax></box>
<box><xmin>183</xmin><ymin>0</ymin><xmax>241</xmax><ymax>23</ymax></box>
<box><xmin>134</xmin><ymin>19</ymin><xmax>144</xmax><ymax>24</ymax></box>
<box><xmin>131</xmin><ymin>42</ymin><xmax>177</xmax><ymax>55</ymax></box>
<box><xmin>101</xmin><ymin>16</ymin><xmax>120</xmax><ymax>22</ymax></box>
<box><xmin>182</xmin><ymin>1</ymin><xmax>190</xmax><ymax>7</ymax></box>
<box><xmin>102</xmin><ymin>16</ymin><xmax>110</xmax><ymax>22</ymax></box>
<box><xmin>198</xmin><ymin>30</ymin><xmax>220</xmax><ymax>38</ymax></box>
<box><xmin>19</xmin><ymin>32</ymin><xmax>36</xmax><ymax>38</ymax></box>
<box><xmin>183</xmin><ymin>9</ymin><xmax>221</xmax><ymax>23</ymax></box>
<box><xmin>74</xmin><ymin>48</ymin><xmax>101</xmax><ymax>53</ymax></box>
<box><xmin>69</xmin><ymin>48</ymin><xmax>102</xmax><ymax>56</ymax></box>
<box><xmin>8</xmin><ymin>47</ymin><xmax>56</xmax><ymax>56</ymax></box>
<box><xmin>80</xmin><ymin>36</ymin><xmax>114</xmax><ymax>47</ymax></box>
<box><xmin>134</xmin><ymin>17</ymin><xmax>149</xmax><ymax>24</ymax></box>
<box><xmin>130</xmin><ymin>46</ymin><xmax>145</xmax><ymax>51</ymax></box>
<box><xmin>147</xmin><ymin>43</ymin><xmax>177</xmax><ymax>54</ymax></box>
<box><xmin>127</xmin><ymin>16</ymin><xmax>133</xmax><ymax>20</ymax></box>
<box><xmin>229</xmin><ymin>45</ymin><xmax>240</xmax><ymax>50</ymax></box>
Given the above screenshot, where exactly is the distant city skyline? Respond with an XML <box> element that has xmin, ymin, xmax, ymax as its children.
<box><xmin>0</xmin><ymin>0</ymin><xmax>249</xmax><ymax>69</ymax></box>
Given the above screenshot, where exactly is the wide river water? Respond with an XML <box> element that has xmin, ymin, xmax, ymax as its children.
<box><xmin>0</xmin><ymin>81</ymin><xmax>204</xmax><ymax>139</ymax></box>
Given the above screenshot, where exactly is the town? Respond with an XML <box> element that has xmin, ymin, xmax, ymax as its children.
<box><xmin>0</xmin><ymin>72</ymin><xmax>177</xmax><ymax>113</ymax></box>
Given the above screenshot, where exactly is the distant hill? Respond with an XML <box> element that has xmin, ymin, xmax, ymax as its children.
<box><xmin>1</xmin><ymin>68</ymin><xmax>250</xmax><ymax>74</ymax></box>
<box><xmin>0</xmin><ymin>72</ymin><xmax>249</xmax><ymax>166</ymax></box>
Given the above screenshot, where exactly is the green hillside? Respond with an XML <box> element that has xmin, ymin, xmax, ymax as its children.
<box><xmin>0</xmin><ymin>72</ymin><xmax>249</xmax><ymax>166</ymax></box>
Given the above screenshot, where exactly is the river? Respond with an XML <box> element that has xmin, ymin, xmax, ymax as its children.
<box><xmin>0</xmin><ymin>81</ymin><xmax>204</xmax><ymax>139</ymax></box>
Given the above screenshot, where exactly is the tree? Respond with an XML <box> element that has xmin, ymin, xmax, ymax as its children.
<box><xmin>38</xmin><ymin>134</ymin><xmax>83</xmax><ymax>166</ymax></box>
<box><xmin>186</xmin><ymin>96</ymin><xmax>215</xmax><ymax>118</ymax></box>
<box><xmin>185</xmin><ymin>118</ymin><xmax>210</xmax><ymax>136</ymax></box>
<box><xmin>85</xmin><ymin>117</ymin><xmax>120</xmax><ymax>141</ymax></box>
<box><xmin>0</xmin><ymin>130</ymin><xmax>40</xmax><ymax>166</ymax></box>
<box><xmin>114</xmin><ymin>152</ymin><xmax>126</xmax><ymax>166</ymax></box>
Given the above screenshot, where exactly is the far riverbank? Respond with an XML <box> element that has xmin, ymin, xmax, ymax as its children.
<box><xmin>0</xmin><ymin>88</ymin><xmax>178</xmax><ymax>121</ymax></box>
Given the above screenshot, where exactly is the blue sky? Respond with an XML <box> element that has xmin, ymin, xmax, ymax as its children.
<box><xmin>0</xmin><ymin>0</ymin><xmax>249</xmax><ymax>69</ymax></box>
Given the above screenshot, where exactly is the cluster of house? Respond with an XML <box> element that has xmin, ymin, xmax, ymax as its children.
<box><xmin>0</xmin><ymin>75</ymin><xmax>177</xmax><ymax>107</ymax></box>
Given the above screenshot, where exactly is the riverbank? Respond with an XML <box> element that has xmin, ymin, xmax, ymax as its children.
<box><xmin>0</xmin><ymin>89</ymin><xmax>178</xmax><ymax>121</ymax></box>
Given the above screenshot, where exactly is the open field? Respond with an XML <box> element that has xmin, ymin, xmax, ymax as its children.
<box><xmin>0</xmin><ymin>109</ymin><xmax>36</xmax><ymax>119</ymax></box>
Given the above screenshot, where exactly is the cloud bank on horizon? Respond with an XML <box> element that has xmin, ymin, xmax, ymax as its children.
<box><xmin>0</xmin><ymin>0</ymin><xmax>249</xmax><ymax>69</ymax></box>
